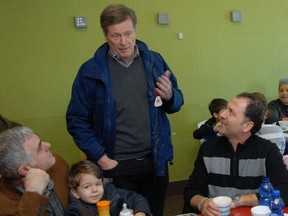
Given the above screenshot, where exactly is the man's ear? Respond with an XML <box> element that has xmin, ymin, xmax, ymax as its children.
<box><xmin>17</xmin><ymin>165</ymin><xmax>30</xmax><ymax>176</ymax></box>
<box><xmin>243</xmin><ymin>121</ymin><xmax>254</xmax><ymax>132</ymax></box>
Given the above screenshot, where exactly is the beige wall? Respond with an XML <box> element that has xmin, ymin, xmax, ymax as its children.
<box><xmin>1</xmin><ymin>0</ymin><xmax>288</xmax><ymax>181</ymax></box>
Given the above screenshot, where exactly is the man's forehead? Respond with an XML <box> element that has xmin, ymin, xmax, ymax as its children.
<box><xmin>23</xmin><ymin>134</ymin><xmax>40</xmax><ymax>148</ymax></box>
<box><xmin>229</xmin><ymin>97</ymin><xmax>249</xmax><ymax>112</ymax></box>
<box><xmin>107</xmin><ymin>18</ymin><xmax>134</xmax><ymax>32</ymax></box>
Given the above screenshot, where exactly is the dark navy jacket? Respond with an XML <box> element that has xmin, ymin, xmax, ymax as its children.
<box><xmin>65</xmin><ymin>182</ymin><xmax>151</xmax><ymax>216</ymax></box>
<box><xmin>66</xmin><ymin>40</ymin><xmax>184</xmax><ymax>176</ymax></box>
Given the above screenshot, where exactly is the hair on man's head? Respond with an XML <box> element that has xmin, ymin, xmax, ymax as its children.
<box><xmin>0</xmin><ymin>126</ymin><xmax>35</xmax><ymax>180</ymax></box>
<box><xmin>100</xmin><ymin>4</ymin><xmax>137</xmax><ymax>34</ymax></box>
<box><xmin>237</xmin><ymin>92</ymin><xmax>265</xmax><ymax>134</ymax></box>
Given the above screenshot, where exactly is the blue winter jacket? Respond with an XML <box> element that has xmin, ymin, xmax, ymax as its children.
<box><xmin>65</xmin><ymin>182</ymin><xmax>152</xmax><ymax>216</ymax></box>
<box><xmin>66</xmin><ymin>40</ymin><xmax>184</xmax><ymax>176</ymax></box>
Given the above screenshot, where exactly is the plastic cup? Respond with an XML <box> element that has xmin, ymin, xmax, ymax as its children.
<box><xmin>251</xmin><ymin>205</ymin><xmax>271</xmax><ymax>216</ymax></box>
<box><xmin>213</xmin><ymin>196</ymin><xmax>232</xmax><ymax>216</ymax></box>
<box><xmin>96</xmin><ymin>200</ymin><xmax>110</xmax><ymax>216</ymax></box>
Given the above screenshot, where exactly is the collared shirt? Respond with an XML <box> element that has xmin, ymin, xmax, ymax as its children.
<box><xmin>14</xmin><ymin>179</ymin><xmax>64</xmax><ymax>216</ymax></box>
<box><xmin>108</xmin><ymin>45</ymin><xmax>140</xmax><ymax>67</ymax></box>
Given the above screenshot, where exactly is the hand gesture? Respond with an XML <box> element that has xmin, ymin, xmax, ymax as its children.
<box><xmin>213</xmin><ymin>122</ymin><xmax>222</xmax><ymax>132</ymax></box>
<box><xmin>24</xmin><ymin>168</ymin><xmax>50</xmax><ymax>195</ymax></box>
<box><xmin>154</xmin><ymin>70</ymin><xmax>173</xmax><ymax>101</ymax></box>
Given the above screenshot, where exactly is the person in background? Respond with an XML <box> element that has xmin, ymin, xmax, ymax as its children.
<box><xmin>66</xmin><ymin>4</ymin><xmax>184</xmax><ymax>216</ymax></box>
<box><xmin>266</xmin><ymin>77</ymin><xmax>288</xmax><ymax>124</ymax></box>
<box><xmin>0</xmin><ymin>113</ymin><xmax>21</xmax><ymax>133</ymax></box>
<box><xmin>183</xmin><ymin>92</ymin><xmax>288</xmax><ymax>215</ymax></box>
<box><xmin>253</xmin><ymin>92</ymin><xmax>286</xmax><ymax>155</ymax></box>
<box><xmin>0</xmin><ymin>126</ymin><xmax>69</xmax><ymax>216</ymax></box>
<box><xmin>66</xmin><ymin>160</ymin><xmax>152</xmax><ymax>216</ymax></box>
<box><xmin>193</xmin><ymin>98</ymin><xmax>227</xmax><ymax>142</ymax></box>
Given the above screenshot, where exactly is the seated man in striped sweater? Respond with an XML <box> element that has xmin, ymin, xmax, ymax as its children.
<box><xmin>183</xmin><ymin>92</ymin><xmax>288</xmax><ymax>215</ymax></box>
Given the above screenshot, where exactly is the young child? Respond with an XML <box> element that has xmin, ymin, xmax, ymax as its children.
<box><xmin>193</xmin><ymin>98</ymin><xmax>228</xmax><ymax>142</ymax></box>
<box><xmin>66</xmin><ymin>160</ymin><xmax>152</xmax><ymax>216</ymax></box>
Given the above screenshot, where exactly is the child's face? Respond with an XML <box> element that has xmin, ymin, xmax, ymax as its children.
<box><xmin>214</xmin><ymin>108</ymin><xmax>227</xmax><ymax>121</ymax></box>
<box><xmin>71</xmin><ymin>174</ymin><xmax>104</xmax><ymax>204</ymax></box>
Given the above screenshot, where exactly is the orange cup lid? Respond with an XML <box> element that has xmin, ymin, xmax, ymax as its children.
<box><xmin>96</xmin><ymin>200</ymin><xmax>110</xmax><ymax>211</ymax></box>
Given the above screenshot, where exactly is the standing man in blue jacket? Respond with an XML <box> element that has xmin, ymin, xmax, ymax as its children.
<box><xmin>66</xmin><ymin>4</ymin><xmax>184</xmax><ymax>216</ymax></box>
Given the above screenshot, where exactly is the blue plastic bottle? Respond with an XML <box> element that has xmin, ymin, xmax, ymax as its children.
<box><xmin>269</xmin><ymin>190</ymin><xmax>285</xmax><ymax>216</ymax></box>
<box><xmin>258</xmin><ymin>176</ymin><xmax>274</xmax><ymax>206</ymax></box>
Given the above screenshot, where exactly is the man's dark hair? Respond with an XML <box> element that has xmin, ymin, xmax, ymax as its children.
<box><xmin>237</xmin><ymin>92</ymin><xmax>265</xmax><ymax>134</ymax></box>
<box><xmin>251</xmin><ymin>92</ymin><xmax>268</xmax><ymax>118</ymax></box>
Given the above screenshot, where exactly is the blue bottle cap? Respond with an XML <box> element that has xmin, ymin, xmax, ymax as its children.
<box><xmin>272</xmin><ymin>190</ymin><xmax>280</xmax><ymax>197</ymax></box>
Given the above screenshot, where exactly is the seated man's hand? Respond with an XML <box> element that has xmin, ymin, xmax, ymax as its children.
<box><xmin>24</xmin><ymin>168</ymin><xmax>49</xmax><ymax>195</ymax></box>
<box><xmin>134</xmin><ymin>212</ymin><xmax>146</xmax><ymax>216</ymax></box>
<box><xmin>129</xmin><ymin>209</ymin><xmax>146</xmax><ymax>216</ymax></box>
<box><xmin>200</xmin><ymin>198</ymin><xmax>222</xmax><ymax>216</ymax></box>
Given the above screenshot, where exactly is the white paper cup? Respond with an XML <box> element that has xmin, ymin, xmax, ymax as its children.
<box><xmin>251</xmin><ymin>205</ymin><xmax>271</xmax><ymax>216</ymax></box>
<box><xmin>213</xmin><ymin>196</ymin><xmax>232</xmax><ymax>216</ymax></box>
<box><xmin>279</xmin><ymin>121</ymin><xmax>288</xmax><ymax>131</ymax></box>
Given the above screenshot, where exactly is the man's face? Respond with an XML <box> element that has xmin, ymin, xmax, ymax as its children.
<box><xmin>217</xmin><ymin>97</ymin><xmax>251</xmax><ymax>137</ymax></box>
<box><xmin>279</xmin><ymin>83</ymin><xmax>288</xmax><ymax>106</ymax></box>
<box><xmin>22</xmin><ymin>134</ymin><xmax>56</xmax><ymax>171</ymax></box>
<box><xmin>104</xmin><ymin>18</ymin><xmax>136</xmax><ymax>63</ymax></box>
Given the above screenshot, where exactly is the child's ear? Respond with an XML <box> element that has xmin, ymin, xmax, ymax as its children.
<box><xmin>71</xmin><ymin>188</ymin><xmax>80</xmax><ymax>199</ymax></box>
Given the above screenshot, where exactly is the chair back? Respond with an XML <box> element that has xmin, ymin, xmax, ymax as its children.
<box><xmin>197</xmin><ymin>119</ymin><xmax>208</xmax><ymax>144</ymax></box>
<box><xmin>197</xmin><ymin>120</ymin><xmax>207</xmax><ymax>128</ymax></box>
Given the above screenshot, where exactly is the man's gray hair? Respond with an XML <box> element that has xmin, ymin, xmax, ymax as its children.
<box><xmin>0</xmin><ymin>126</ymin><xmax>35</xmax><ymax>179</ymax></box>
<box><xmin>279</xmin><ymin>77</ymin><xmax>288</xmax><ymax>88</ymax></box>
